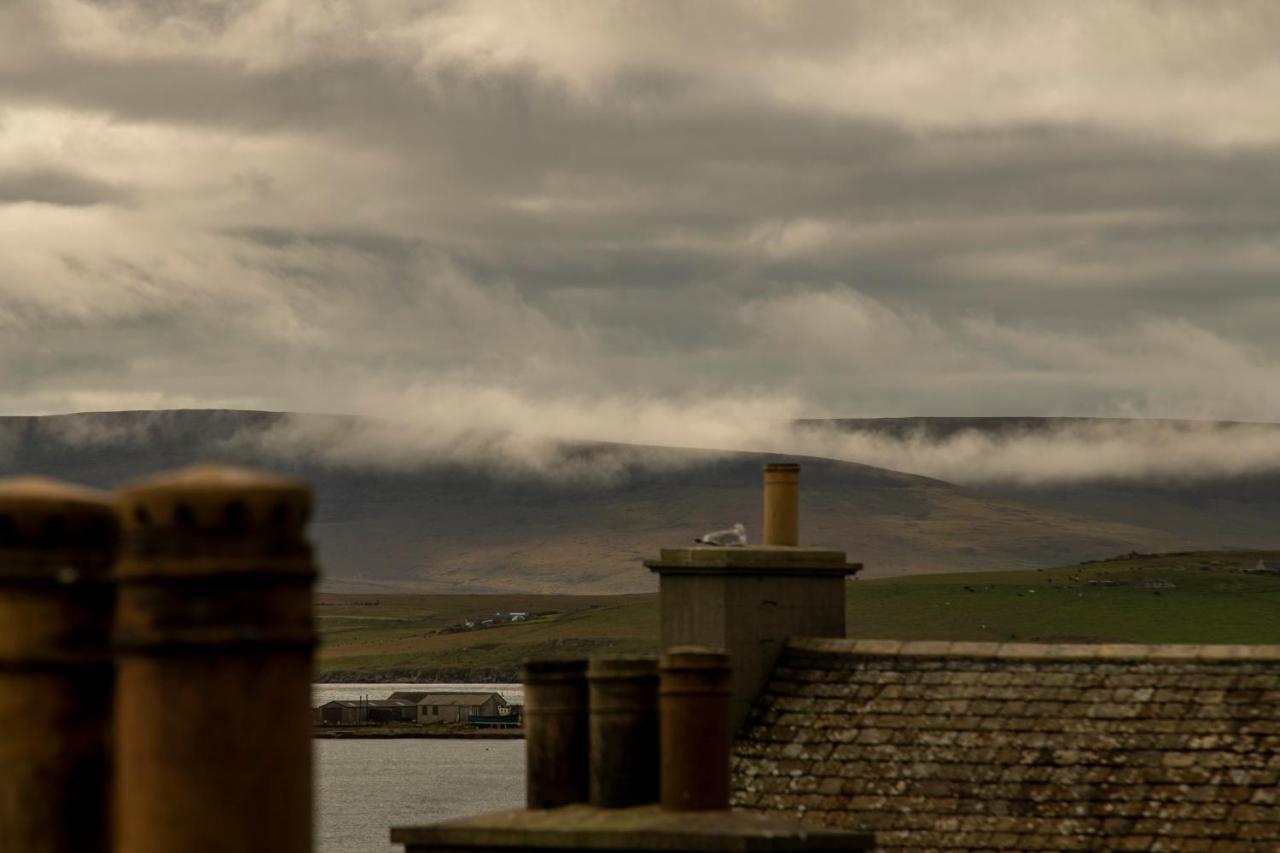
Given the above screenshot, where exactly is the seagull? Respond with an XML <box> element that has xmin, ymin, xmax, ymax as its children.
<box><xmin>695</xmin><ymin>523</ymin><xmax>746</xmax><ymax>547</ymax></box>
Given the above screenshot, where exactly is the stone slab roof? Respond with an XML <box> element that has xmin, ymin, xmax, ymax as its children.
<box><xmin>731</xmin><ymin>639</ymin><xmax>1280</xmax><ymax>851</ymax></box>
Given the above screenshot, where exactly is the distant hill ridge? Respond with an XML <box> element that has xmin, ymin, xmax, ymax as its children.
<box><xmin>798</xmin><ymin>415</ymin><xmax>1280</xmax><ymax>439</ymax></box>
<box><xmin>2</xmin><ymin>409</ymin><xmax>1279</xmax><ymax>593</ymax></box>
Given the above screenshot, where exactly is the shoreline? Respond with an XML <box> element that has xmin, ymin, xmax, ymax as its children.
<box><xmin>316</xmin><ymin>670</ymin><xmax>520</xmax><ymax>684</ymax></box>
<box><xmin>315</xmin><ymin>729</ymin><xmax>523</xmax><ymax>740</ymax></box>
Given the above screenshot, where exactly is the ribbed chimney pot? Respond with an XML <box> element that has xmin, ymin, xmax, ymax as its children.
<box><xmin>587</xmin><ymin>655</ymin><xmax>659</xmax><ymax>808</ymax></box>
<box><xmin>659</xmin><ymin>646</ymin><xmax>732</xmax><ymax>811</ymax></box>
<box><xmin>522</xmin><ymin>658</ymin><xmax>590</xmax><ymax>809</ymax></box>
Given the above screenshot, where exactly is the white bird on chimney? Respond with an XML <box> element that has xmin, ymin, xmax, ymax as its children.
<box><xmin>695</xmin><ymin>523</ymin><xmax>746</xmax><ymax>547</ymax></box>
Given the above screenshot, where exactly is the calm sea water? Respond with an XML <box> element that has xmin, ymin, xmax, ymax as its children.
<box><xmin>314</xmin><ymin>684</ymin><xmax>525</xmax><ymax>853</ymax></box>
<box><xmin>317</xmin><ymin>739</ymin><xmax>524</xmax><ymax>853</ymax></box>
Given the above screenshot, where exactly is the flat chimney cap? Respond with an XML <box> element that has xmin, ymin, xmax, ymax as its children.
<box><xmin>522</xmin><ymin>658</ymin><xmax>588</xmax><ymax>682</ymax></box>
<box><xmin>587</xmin><ymin>656</ymin><xmax>658</xmax><ymax>677</ymax></box>
<box><xmin>647</xmin><ymin>545</ymin><xmax>858</xmax><ymax>575</ymax></box>
<box><xmin>660</xmin><ymin>646</ymin><xmax>731</xmax><ymax>670</ymax></box>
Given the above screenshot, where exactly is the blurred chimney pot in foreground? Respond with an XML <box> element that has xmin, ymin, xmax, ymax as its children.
<box><xmin>112</xmin><ymin>465</ymin><xmax>315</xmax><ymax>853</ymax></box>
<box><xmin>522</xmin><ymin>658</ymin><xmax>590</xmax><ymax>809</ymax></box>
<box><xmin>762</xmin><ymin>462</ymin><xmax>799</xmax><ymax>546</ymax></box>
<box><xmin>0</xmin><ymin>478</ymin><xmax>118</xmax><ymax>853</ymax></box>
<box><xmin>659</xmin><ymin>647</ymin><xmax>732</xmax><ymax>811</ymax></box>
<box><xmin>588</xmin><ymin>656</ymin><xmax>659</xmax><ymax>808</ymax></box>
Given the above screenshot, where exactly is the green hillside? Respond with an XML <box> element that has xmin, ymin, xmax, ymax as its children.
<box><xmin>846</xmin><ymin>550</ymin><xmax>1280</xmax><ymax>645</ymax></box>
<box><xmin>315</xmin><ymin>550</ymin><xmax>1280</xmax><ymax>680</ymax></box>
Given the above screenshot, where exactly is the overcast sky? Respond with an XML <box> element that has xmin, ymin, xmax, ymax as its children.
<box><xmin>3</xmin><ymin>1</ymin><xmax>1280</xmax><ymax>436</ymax></box>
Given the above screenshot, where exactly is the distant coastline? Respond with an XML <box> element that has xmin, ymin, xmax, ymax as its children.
<box><xmin>315</xmin><ymin>729</ymin><xmax>522</xmax><ymax>740</ymax></box>
<box><xmin>316</xmin><ymin>668</ymin><xmax>520</xmax><ymax>684</ymax></box>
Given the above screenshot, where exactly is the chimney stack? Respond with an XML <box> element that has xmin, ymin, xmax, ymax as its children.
<box><xmin>0</xmin><ymin>478</ymin><xmax>118</xmax><ymax>853</ymax></box>
<box><xmin>393</xmin><ymin>463</ymin><xmax>876</xmax><ymax>852</ymax></box>
<box><xmin>113</xmin><ymin>465</ymin><xmax>315</xmax><ymax>853</ymax></box>
<box><xmin>395</xmin><ymin>643</ymin><xmax>880</xmax><ymax>849</ymax></box>
<box><xmin>646</xmin><ymin>463</ymin><xmax>859</xmax><ymax>729</ymax></box>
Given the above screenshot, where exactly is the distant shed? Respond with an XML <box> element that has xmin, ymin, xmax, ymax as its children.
<box><xmin>316</xmin><ymin>698</ymin><xmax>417</xmax><ymax>725</ymax></box>
<box><xmin>317</xmin><ymin>700</ymin><xmax>363</xmax><ymax>726</ymax></box>
<box><xmin>413</xmin><ymin>692</ymin><xmax>507</xmax><ymax>724</ymax></box>
<box><xmin>365</xmin><ymin>699</ymin><xmax>418</xmax><ymax>724</ymax></box>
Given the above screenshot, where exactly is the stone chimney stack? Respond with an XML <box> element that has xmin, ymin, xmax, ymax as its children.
<box><xmin>392</xmin><ymin>462</ymin><xmax>875</xmax><ymax>853</ymax></box>
<box><xmin>645</xmin><ymin>463</ymin><xmax>860</xmax><ymax>730</ymax></box>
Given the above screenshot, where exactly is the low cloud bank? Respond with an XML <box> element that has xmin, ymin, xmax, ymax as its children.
<box><xmin>239</xmin><ymin>396</ymin><xmax>1280</xmax><ymax>488</ymax></box>
<box><xmin>10</xmin><ymin>397</ymin><xmax>1280</xmax><ymax>488</ymax></box>
<box><xmin>789</xmin><ymin>419</ymin><xmax>1280</xmax><ymax>486</ymax></box>
<box><xmin>232</xmin><ymin>388</ymin><xmax>802</xmax><ymax>486</ymax></box>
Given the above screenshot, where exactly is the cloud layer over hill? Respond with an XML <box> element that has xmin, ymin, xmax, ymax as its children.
<box><xmin>21</xmin><ymin>404</ymin><xmax>1280</xmax><ymax>488</ymax></box>
<box><xmin>8</xmin><ymin>409</ymin><xmax>1280</xmax><ymax>589</ymax></box>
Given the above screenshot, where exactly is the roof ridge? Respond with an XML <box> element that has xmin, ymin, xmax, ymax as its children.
<box><xmin>788</xmin><ymin>637</ymin><xmax>1280</xmax><ymax>662</ymax></box>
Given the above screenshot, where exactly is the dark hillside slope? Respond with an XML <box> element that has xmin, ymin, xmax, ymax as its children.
<box><xmin>0</xmin><ymin>410</ymin><xmax>1231</xmax><ymax>593</ymax></box>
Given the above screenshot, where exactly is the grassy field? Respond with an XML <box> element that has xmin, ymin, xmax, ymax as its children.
<box><xmin>846</xmin><ymin>550</ymin><xmax>1280</xmax><ymax>644</ymax></box>
<box><xmin>316</xmin><ymin>550</ymin><xmax>1280</xmax><ymax>680</ymax></box>
<box><xmin>316</xmin><ymin>592</ymin><xmax>658</xmax><ymax>680</ymax></box>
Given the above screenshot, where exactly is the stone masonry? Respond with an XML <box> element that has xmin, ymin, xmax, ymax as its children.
<box><xmin>731</xmin><ymin>639</ymin><xmax>1280</xmax><ymax>851</ymax></box>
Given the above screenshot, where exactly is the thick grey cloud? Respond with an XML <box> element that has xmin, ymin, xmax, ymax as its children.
<box><xmin>1</xmin><ymin>0</ymin><xmax>1279</xmax><ymax>451</ymax></box>
<box><xmin>0</xmin><ymin>167</ymin><xmax>127</xmax><ymax>206</ymax></box>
